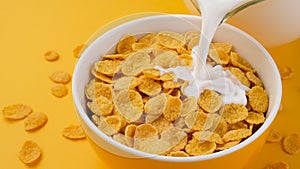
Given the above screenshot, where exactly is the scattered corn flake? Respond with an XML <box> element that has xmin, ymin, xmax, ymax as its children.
<box><xmin>121</xmin><ymin>51</ymin><xmax>151</xmax><ymax>76</ymax></box>
<box><xmin>185</xmin><ymin>138</ymin><xmax>216</xmax><ymax>156</ymax></box>
<box><xmin>223</xmin><ymin>128</ymin><xmax>252</xmax><ymax>142</ymax></box>
<box><xmin>279</xmin><ymin>66</ymin><xmax>294</xmax><ymax>80</ymax></box>
<box><xmin>24</xmin><ymin>112</ymin><xmax>48</xmax><ymax>131</ymax></box>
<box><xmin>151</xmin><ymin>115</ymin><xmax>173</xmax><ymax>134</ymax></box>
<box><xmin>91</xmin><ymin>67</ymin><xmax>113</xmax><ymax>84</ymax></box>
<box><xmin>221</xmin><ymin>104</ymin><xmax>248</xmax><ymax>124</ymax></box>
<box><xmin>167</xmin><ymin>151</ymin><xmax>189</xmax><ymax>157</ymax></box>
<box><xmin>2</xmin><ymin>104</ymin><xmax>32</xmax><ymax>120</ymax></box>
<box><xmin>62</xmin><ymin>125</ymin><xmax>86</xmax><ymax>140</ymax></box>
<box><xmin>193</xmin><ymin>131</ymin><xmax>224</xmax><ymax>144</ymax></box>
<box><xmin>152</xmin><ymin>51</ymin><xmax>185</xmax><ymax>68</ymax></box>
<box><xmin>198</xmin><ymin>89</ymin><xmax>222</xmax><ymax>113</ymax></box>
<box><xmin>216</xmin><ymin>140</ymin><xmax>241</xmax><ymax>151</ymax></box>
<box><xmin>51</xmin><ymin>84</ymin><xmax>68</xmax><ymax>98</ymax></box>
<box><xmin>137</xmin><ymin>77</ymin><xmax>161</xmax><ymax>96</ymax></box>
<box><xmin>113</xmin><ymin>90</ymin><xmax>143</xmax><ymax>122</ymax></box>
<box><xmin>282</xmin><ymin>133</ymin><xmax>300</xmax><ymax>155</ymax></box>
<box><xmin>117</xmin><ymin>35</ymin><xmax>136</xmax><ymax>54</ymax></box>
<box><xmin>208</xmin><ymin>49</ymin><xmax>230</xmax><ymax>65</ymax></box>
<box><xmin>265</xmin><ymin>161</ymin><xmax>289</xmax><ymax>169</ymax></box>
<box><xmin>49</xmin><ymin>71</ymin><xmax>71</xmax><ymax>84</ymax></box>
<box><xmin>245</xmin><ymin>111</ymin><xmax>265</xmax><ymax>124</ymax></box>
<box><xmin>94</xmin><ymin>60</ymin><xmax>121</xmax><ymax>77</ymax></box>
<box><xmin>181</xmin><ymin>96</ymin><xmax>198</xmax><ymax>117</ymax></box>
<box><xmin>163</xmin><ymin>96</ymin><xmax>182</xmax><ymax>121</ymax></box>
<box><xmin>230</xmin><ymin>52</ymin><xmax>254</xmax><ymax>72</ymax></box>
<box><xmin>44</xmin><ymin>50</ymin><xmax>59</xmax><ymax>61</ymax></box>
<box><xmin>246</xmin><ymin>71</ymin><xmax>264</xmax><ymax>87</ymax></box>
<box><xmin>158</xmin><ymin>31</ymin><xmax>185</xmax><ymax>49</ymax></box>
<box><xmin>18</xmin><ymin>140</ymin><xmax>42</xmax><ymax>165</ymax></box>
<box><xmin>73</xmin><ymin>44</ymin><xmax>86</xmax><ymax>58</ymax></box>
<box><xmin>266</xmin><ymin>129</ymin><xmax>282</xmax><ymax>143</ymax></box>
<box><xmin>212</xmin><ymin>42</ymin><xmax>233</xmax><ymax>54</ymax></box>
<box><xmin>185</xmin><ymin>109</ymin><xmax>213</xmax><ymax>131</ymax></box>
<box><xmin>144</xmin><ymin>93</ymin><xmax>167</xmax><ymax>115</ymax></box>
<box><xmin>229</xmin><ymin>67</ymin><xmax>251</xmax><ymax>87</ymax></box>
<box><xmin>94</xmin><ymin>82</ymin><xmax>112</xmax><ymax>100</ymax></box>
<box><xmin>103</xmin><ymin>54</ymin><xmax>128</xmax><ymax>60</ymax></box>
<box><xmin>247</xmin><ymin>86</ymin><xmax>269</xmax><ymax>113</ymax></box>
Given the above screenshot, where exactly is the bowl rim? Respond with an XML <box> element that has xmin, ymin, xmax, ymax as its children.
<box><xmin>72</xmin><ymin>14</ymin><xmax>282</xmax><ymax>162</ymax></box>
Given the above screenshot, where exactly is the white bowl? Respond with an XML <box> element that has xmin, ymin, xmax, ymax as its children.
<box><xmin>72</xmin><ymin>14</ymin><xmax>282</xmax><ymax>167</ymax></box>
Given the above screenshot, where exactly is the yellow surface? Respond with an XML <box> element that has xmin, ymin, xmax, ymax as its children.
<box><xmin>0</xmin><ymin>0</ymin><xmax>299</xmax><ymax>168</ymax></box>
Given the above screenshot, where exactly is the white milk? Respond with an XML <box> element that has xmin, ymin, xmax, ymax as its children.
<box><xmin>157</xmin><ymin>0</ymin><xmax>250</xmax><ymax>105</ymax></box>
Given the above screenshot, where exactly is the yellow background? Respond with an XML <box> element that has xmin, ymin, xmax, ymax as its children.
<box><xmin>0</xmin><ymin>0</ymin><xmax>299</xmax><ymax>168</ymax></box>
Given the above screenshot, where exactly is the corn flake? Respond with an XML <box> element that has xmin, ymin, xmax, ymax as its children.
<box><xmin>167</xmin><ymin>151</ymin><xmax>189</xmax><ymax>157</ymax></box>
<box><xmin>163</xmin><ymin>81</ymin><xmax>181</xmax><ymax>89</ymax></box>
<box><xmin>152</xmin><ymin>51</ymin><xmax>184</xmax><ymax>68</ymax></box>
<box><xmin>144</xmin><ymin>93</ymin><xmax>167</xmax><ymax>115</ymax></box>
<box><xmin>245</xmin><ymin>111</ymin><xmax>265</xmax><ymax>124</ymax></box>
<box><xmin>51</xmin><ymin>84</ymin><xmax>68</xmax><ymax>98</ymax></box>
<box><xmin>84</xmin><ymin>79</ymin><xmax>96</xmax><ymax>100</ymax></box>
<box><xmin>282</xmin><ymin>133</ymin><xmax>300</xmax><ymax>155</ymax></box>
<box><xmin>18</xmin><ymin>140</ymin><xmax>42</xmax><ymax>165</ymax></box>
<box><xmin>193</xmin><ymin>131</ymin><xmax>224</xmax><ymax>144</ymax></box>
<box><xmin>117</xmin><ymin>35</ymin><xmax>136</xmax><ymax>54</ymax></box>
<box><xmin>181</xmin><ymin>96</ymin><xmax>198</xmax><ymax>117</ymax></box>
<box><xmin>185</xmin><ymin>109</ymin><xmax>213</xmax><ymax>131</ymax></box>
<box><xmin>229</xmin><ymin>67</ymin><xmax>250</xmax><ymax>87</ymax></box>
<box><xmin>216</xmin><ymin>140</ymin><xmax>241</xmax><ymax>151</ymax></box>
<box><xmin>208</xmin><ymin>113</ymin><xmax>228</xmax><ymax>137</ymax></box>
<box><xmin>185</xmin><ymin>138</ymin><xmax>216</xmax><ymax>156</ymax></box>
<box><xmin>265</xmin><ymin>161</ymin><xmax>289</xmax><ymax>169</ymax></box>
<box><xmin>266</xmin><ymin>129</ymin><xmax>282</xmax><ymax>143</ymax></box>
<box><xmin>49</xmin><ymin>71</ymin><xmax>71</xmax><ymax>84</ymax></box>
<box><xmin>246</xmin><ymin>71</ymin><xmax>264</xmax><ymax>87</ymax></box>
<box><xmin>230</xmin><ymin>52</ymin><xmax>254</xmax><ymax>72</ymax></box>
<box><xmin>208</xmin><ymin>49</ymin><xmax>230</xmax><ymax>65</ymax></box>
<box><xmin>223</xmin><ymin>128</ymin><xmax>252</xmax><ymax>142</ymax></box>
<box><xmin>73</xmin><ymin>44</ymin><xmax>86</xmax><ymax>58</ymax></box>
<box><xmin>44</xmin><ymin>50</ymin><xmax>59</xmax><ymax>61</ymax></box>
<box><xmin>94</xmin><ymin>82</ymin><xmax>112</xmax><ymax>100</ymax></box>
<box><xmin>113</xmin><ymin>90</ymin><xmax>143</xmax><ymax>122</ymax></box>
<box><xmin>94</xmin><ymin>60</ymin><xmax>121</xmax><ymax>76</ymax></box>
<box><xmin>221</xmin><ymin>104</ymin><xmax>248</xmax><ymax>124</ymax></box>
<box><xmin>24</xmin><ymin>112</ymin><xmax>48</xmax><ymax>131</ymax></box>
<box><xmin>198</xmin><ymin>89</ymin><xmax>222</xmax><ymax>113</ymax></box>
<box><xmin>163</xmin><ymin>96</ymin><xmax>182</xmax><ymax>121</ymax></box>
<box><xmin>62</xmin><ymin>125</ymin><xmax>86</xmax><ymax>140</ymax></box>
<box><xmin>132</xmin><ymin>43</ymin><xmax>151</xmax><ymax>51</ymax></box>
<box><xmin>187</xmin><ymin>37</ymin><xmax>200</xmax><ymax>51</ymax></box>
<box><xmin>151</xmin><ymin>115</ymin><xmax>173</xmax><ymax>134</ymax></box>
<box><xmin>138</xmin><ymin>33</ymin><xmax>158</xmax><ymax>45</ymax></box>
<box><xmin>212</xmin><ymin>42</ymin><xmax>233</xmax><ymax>54</ymax></box>
<box><xmin>247</xmin><ymin>86</ymin><xmax>269</xmax><ymax>113</ymax></box>
<box><xmin>121</xmin><ymin>51</ymin><xmax>151</xmax><ymax>76</ymax></box>
<box><xmin>91</xmin><ymin>67</ymin><xmax>113</xmax><ymax>84</ymax></box>
<box><xmin>97</xmin><ymin>115</ymin><xmax>123</xmax><ymax>136</ymax></box>
<box><xmin>2</xmin><ymin>104</ymin><xmax>32</xmax><ymax>120</ymax></box>
<box><xmin>103</xmin><ymin>54</ymin><xmax>127</xmax><ymax>60</ymax></box>
<box><xmin>158</xmin><ymin>31</ymin><xmax>185</xmax><ymax>49</ymax></box>
<box><xmin>279</xmin><ymin>66</ymin><xmax>294</xmax><ymax>80</ymax></box>
<box><xmin>137</xmin><ymin>77</ymin><xmax>161</xmax><ymax>96</ymax></box>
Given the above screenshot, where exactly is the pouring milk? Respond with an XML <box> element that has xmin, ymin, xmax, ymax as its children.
<box><xmin>156</xmin><ymin>0</ymin><xmax>250</xmax><ymax>105</ymax></box>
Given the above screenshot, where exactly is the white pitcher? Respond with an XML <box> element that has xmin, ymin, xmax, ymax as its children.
<box><xmin>184</xmin><ymin>0</ymin><xmax>300</xmax><ymax>47</ymax></box>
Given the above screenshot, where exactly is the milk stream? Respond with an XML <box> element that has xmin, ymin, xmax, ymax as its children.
<box><xmin>157</xmin><ymin>0</ymin><xmax>251</xmax><ymax>105</ymax></box>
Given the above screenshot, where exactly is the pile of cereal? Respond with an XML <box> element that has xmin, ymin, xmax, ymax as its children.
<box><xmin>84</xmin><ymin>31</ymin><xmax>269</xmax><ymax>156</ymax></box>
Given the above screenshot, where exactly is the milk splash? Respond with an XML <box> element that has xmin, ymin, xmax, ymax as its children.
<box><xmin>156</xmin><ymin>0</ymin><xmax>250</xmax><ymax>105</ymax></box>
